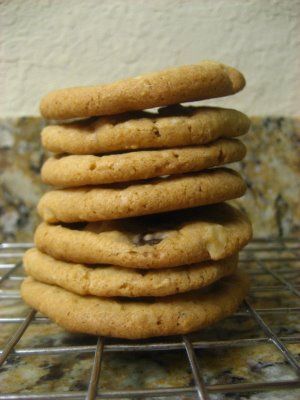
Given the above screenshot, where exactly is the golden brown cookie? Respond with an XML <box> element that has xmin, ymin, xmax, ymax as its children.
<box><xmin>21</xmin><ymin>271</ymin><xmax>249</xmax><ymax>339</ymax></box>
<box><xmin>40</xmin><ymin>61</ymin><xmax>245</xmax><ymax>119</ymax></box>
<box><xmin>41</xmin><ymin>106</ymin><xmax>250</xmax><ymax>155</ymax></box>
<box><xmin>35</xmin><ymin>203</ymin><xmax>252</xmax><ymax>268</ymax></box>
<box><xmin>24</xmin><ymin>248</ymin><xmax>238</xmax><ymax>297</ymax></box>
<box><xmin>41</xmin><ymin>139</ymin><xmax>246</xmax><ymax>187</ymax></box>
<box><xmin>37</xmin><ymin>168</ymin><xmax>246</xmax><ymax>223</ymax></box>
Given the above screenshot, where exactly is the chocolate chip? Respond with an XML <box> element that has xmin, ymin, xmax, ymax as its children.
<box><xmin>133</xmin><ymin>232</ymin><xmax>167</xmax><ymax>246</ymax></box>
<box><xmin>63</xmin><ymin>222</ymin><xmax>87</xmax><ymax>230</ymax></box>
<box><xmin>135</xmin><ymin>269</ymin><xmax>148</xmax><ymax>276</ymax></box>
<box><xmin>142</xmin><ymin>237</ymin><xmax>163</xmax><ymax>245</ymax></box>
<box><xmin>152</xmin><ymin>127</ymin><xmax>161</xmax><ymax>137</ymax></box>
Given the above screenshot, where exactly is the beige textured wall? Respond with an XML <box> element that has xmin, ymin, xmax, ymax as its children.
<box><xmin>1</xmin><ymin>0</ymin><xmax>299</xmax><ymax>116</ymax></box>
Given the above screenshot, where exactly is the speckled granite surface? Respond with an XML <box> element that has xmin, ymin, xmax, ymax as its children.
<box><xmin>0</xmin><ymin>117</ymin><xmax>299</xmax><ymax>398</ymax></box>
<box><xmin>0</xmin><ymin>116</ymin><xmax>299</xmax><ymax>241</ymax></box>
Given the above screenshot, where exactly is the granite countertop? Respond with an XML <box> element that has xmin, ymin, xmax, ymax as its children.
<box><xmin>0</xmin><ymin>116</ymin><xmax>299</xmax><ymax>398</ymax></box>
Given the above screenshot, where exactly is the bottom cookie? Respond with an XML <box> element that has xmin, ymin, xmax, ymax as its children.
<box><xmin>21</xmin><ymin>272</ymin><xmax>249</xmax><ymax>339</ymax></box>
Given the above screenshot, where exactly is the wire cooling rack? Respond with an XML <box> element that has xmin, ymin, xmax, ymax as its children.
<box><xmin>0</xmin><ymin>238</ymin><xmax>299</xmax><ymax>400</ymax></box>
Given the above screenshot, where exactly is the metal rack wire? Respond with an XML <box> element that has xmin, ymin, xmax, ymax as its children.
<box><xmin>0</xmin><ymin>238</ymin><xmax>299</xmax><ymax>400</ymax></box>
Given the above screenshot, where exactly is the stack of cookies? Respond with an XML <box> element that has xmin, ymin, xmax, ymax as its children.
<box><xmin>21</xmin><ymin>61</ymin><xmax>252</xmax><ymax>339</ymax></box>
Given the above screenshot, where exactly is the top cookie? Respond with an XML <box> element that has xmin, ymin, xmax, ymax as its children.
<box><xmin>40</xmin><ymin>61</ymin><xmax>245</xmax><ymax>119</ymax></box>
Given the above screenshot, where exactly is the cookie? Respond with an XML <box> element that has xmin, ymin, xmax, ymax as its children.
<box><xmin>21</xmin><ymin>271</ymin><xmax>249</xmax><ymax>339</ymax></box>
<box><xmin>24</xmin><ymin>248</ymin><xmax>238</xmax><ymax>297</ymax></box>
<box><xmin>37</xmin><ymin>168</ymin><xmax>246</xmax><ymax>223</ymax></box>
<box><xmin>41</xmin><ymin>139</ymin><xmax>246</xmax><ymax>187</ymax></box>
<box><xmin>35</xmin><ymin>203</ymin><xmax>252</xmax><ymax>268</ymax></box>
<box><xmin>40</xmin><ymin>61</ymin><xmax>245</xmax><ymax>120</ymax></box>
<box><xmin>41</xmin><ymin>106</ymin><xmax>250</xmax><ymax>154</ymax></box>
